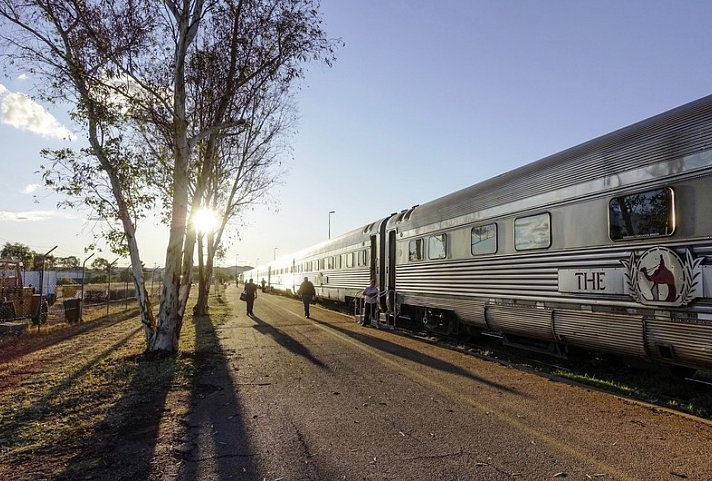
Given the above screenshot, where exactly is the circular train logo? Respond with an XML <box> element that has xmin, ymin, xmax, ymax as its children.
<box><xmin>622</xmin><ymin>247</ymin><xmax>703</xmax><ymax>307</ymax></box>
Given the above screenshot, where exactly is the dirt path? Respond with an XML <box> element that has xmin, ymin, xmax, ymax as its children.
<box><xmin>180</xmin><ymin>289</ymin><xmax>712</xmax><ymax>481</ymax></box>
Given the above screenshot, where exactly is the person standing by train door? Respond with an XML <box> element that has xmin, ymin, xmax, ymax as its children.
<box><xmin>297</xmin><ymin>276</ymin><xmax>316</xmax><ymax>318</ymax></box>
<box><xmin>244</xmin><ymin>278</ymin><xmax>258</xmax><ymax>316</ymax></box>
<box><xmin>361</xmin><ymin>279</ymin><xmax>379</xmax><ymax>326</ymax></box>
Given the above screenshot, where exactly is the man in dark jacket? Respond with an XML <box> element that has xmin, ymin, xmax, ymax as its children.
<box><xmin>297</xmin><ymin>276</ymin><xmax>316</xmax><ymax>318</ymax></box>
<box><xmin>244</xmin><ymin>278</ymin><xmax>258</xmax><ymax>316</ymax></box>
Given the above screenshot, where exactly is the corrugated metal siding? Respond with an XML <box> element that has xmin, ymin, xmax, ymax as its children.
<box><xmin>318</xmin><ymin>269</ymin><xmax>372</xmax><ymax>301</ymax></box>
<box><xmin>395</xmin><ymin>239</ymin><xmax>712</xmax><ymax>365</ymax></box>
<box><xmin>645</xmin><ymin>318</ymin><xmax>712</xmax><ymax>369</ymax></box>
<box><xmin>395</xmin><ymin>242</ymin><xmax>712</xmax><ymax>308</ymax></box>
<box><xmin>395</xmin><ymin>250</ymin><xmax>625</xmax><ymax>304</ymax></box>
<box><xmin>486</xmin><ymin>305</ymin><xmax>554</xmax><ymax>341</ymax></box>
<box><xmin>554</xmin><ymin>311</ymin><xmax>646</xmax><ymax>357</ymax></box>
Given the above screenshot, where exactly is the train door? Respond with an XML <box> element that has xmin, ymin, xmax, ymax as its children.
<box><xmin>369</xmin><ymin>235</ymin><xmax>377</xmax><ymax>283</ymax></box>
<box><xmin>385</xmin><ymin>229</ymin><xmax>396</xmax><ymax>313</ymax></box>
<box><xmin>291</xmin><ymin>258</ymin><xmax>296</xmax><ymax>294</ymax></box>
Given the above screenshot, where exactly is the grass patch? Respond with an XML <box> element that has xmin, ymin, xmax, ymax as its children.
<box><xmin>552</xmin><ymin>369</ymin><xmax>644</xmax><ymax>397</ymax></box>
<box><xmin>0</xmin><ymin>287</ymin><xmax>231</xmax><ymax>479</ymax></box>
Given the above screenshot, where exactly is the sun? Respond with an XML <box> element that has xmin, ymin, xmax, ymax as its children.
<box><xmin>191</xmin><ymin>208</ymin><xmax>220</xmax><ymax>234</ymax></box>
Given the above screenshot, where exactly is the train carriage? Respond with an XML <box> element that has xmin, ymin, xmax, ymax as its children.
<box><xmin>250</xmin><ymin>94</ymin><xmax>712</xmax><ymax>372</ymax></box>
<box><xmin>250</xmin><ymin>216</ymin><xmax>392</xmax><ymax>305</ymax></box>
<box><xmin>386</xmin><ymin>95</ymin><xmax>712</xmax><ymax>370</ymax></box>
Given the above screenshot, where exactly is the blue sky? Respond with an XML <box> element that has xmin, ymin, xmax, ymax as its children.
<box><xmin>2</xmin><ymin>1</ymin><xmax>712</xmax><ymax>269</ymax></box>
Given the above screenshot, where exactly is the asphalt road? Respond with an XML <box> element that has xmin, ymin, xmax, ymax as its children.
<box><xmin>179</xmin><ymin>287</ymin><xmax>712</xmax><ymax>481</ymax></box>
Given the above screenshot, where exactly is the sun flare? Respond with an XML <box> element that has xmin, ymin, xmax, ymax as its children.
<box><xmin>192</xmin><ymin>208</ymin><xmax>220</xmax><ymax>234</ymax></box>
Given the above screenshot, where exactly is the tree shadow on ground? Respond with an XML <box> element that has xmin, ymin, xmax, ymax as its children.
<box><xmin>310</xmin><ymin>317</ymin><xmax>527</xmax><ymax>396</ymax></box>
<box><xmin>179</xmin><ymin>312</ymin><xmax>262</xmax><ymax>481</ymax></box>
<box><xmin>250</xmin><ymin>314</ymin><xmax>327</xmax><ymax>369</ymax></box>
<box><xmin>0</xmin><ymin>309</ymin><xmax>139</xmax><ymax>363</ymax></box>
<box><xmin>44</xmin><ymin>329</ymin><xmax>174</xmax><ymax>480</ymax></box>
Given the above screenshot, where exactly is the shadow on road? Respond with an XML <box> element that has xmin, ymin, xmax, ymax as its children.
<box><xmin>311</xmin><ymin>317</ymin><xmax>527</xmax><ymax>396</ymax></box>
<box><xmin>250</xmin><ymin>314</ymin><xmax>327</xmax><ymax>369</ymax></box>
<box><xmin>179</xmin><ymin>308</ymin><xmax>261</xmax><ymax>481</ymax></box>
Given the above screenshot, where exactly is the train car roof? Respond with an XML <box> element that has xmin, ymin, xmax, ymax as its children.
<box><xmin>280</xmin><ymin>215</ymin><xmax>394</xmax><ymax>262</ymax></box>
<box><xmin>391</xmin><ymin>93</ymin><xmax>712</xmax><ymax>231</ymax></box>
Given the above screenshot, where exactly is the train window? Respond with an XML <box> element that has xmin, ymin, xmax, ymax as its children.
<box><xmin>471</xmin><ymin>224</ymin><xmax>497</xmax><ymax>255</ymax></box>
<box><xmin>328</xmin><ymin>257</ymin><xmax>334</xmax><ymax>269</ymax></box>
<box><xmin>408</xmin><ymin>238</ymin><xmax>424</xmax><ymax>261</ymax></box>
<box><xmin>357</xmin><ymin>250</ymin><xmax>367</xmax><ymax>267</ymax></box>
<box><xmin>514</xmin><ymin>212</ymin><xmax>551</xmax><ymax>250</ymax></box>
<box><xmin>609</xmin><ymin>188</ymin><xmax>674</xmax><ymax>240</ymax></box>
<box><xmin>428</xmin><ymin>234</ymin><xmax>447</xmax><ymax>260</ymax></box>
<box><xmin>346</xmin><ymin>252</ymin><xmax>354</xmax><ymax>268</ymax></box>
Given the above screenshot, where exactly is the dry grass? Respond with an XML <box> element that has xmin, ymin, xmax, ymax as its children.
<box><xmin>0</xmin><ymin>289</ymin><xmax>229</xmax><ymax>480</ymax></box>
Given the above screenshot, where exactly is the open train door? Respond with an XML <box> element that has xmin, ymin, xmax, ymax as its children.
<box><xmin>385</xmin><ymin>229</ymin><xmax>396</xmax><ymax>317</ymax></box>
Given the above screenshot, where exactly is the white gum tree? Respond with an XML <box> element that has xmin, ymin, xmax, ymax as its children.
<box><xmin>0</xmin><ymin>0</ymin><xmax>337</xmax><ymax>352</ymax></box>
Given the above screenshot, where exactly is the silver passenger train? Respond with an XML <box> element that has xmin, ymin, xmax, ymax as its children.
<box><xmin>247</xmin><ymin>95</ymin><xmax>712</xmax><ymax>372</ymax></box>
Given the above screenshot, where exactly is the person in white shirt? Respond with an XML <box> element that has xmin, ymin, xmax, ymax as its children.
<box><xmin>361</xmin><ymin>279</ymin><xmax>378</xmax><ymax>326</ymax></box>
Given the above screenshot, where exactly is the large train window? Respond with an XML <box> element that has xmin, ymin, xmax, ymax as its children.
<box><xmin>609</xmin><ymin>188</ymin><xmax>674</xmax><ymax>240</ymax></box>
<box><xmin>471</xmin><ymin>224</ymin><xmax>497</xmax><ymax>255</ymax></box>
<box><xmin>346</xmin><ymin>252</ymin><xmax>354</xmax><ymax>268</ymax></box>
<box><xmin>515</xmin><ymin>212</ymin><xmax>551</xmax><ymax>250</ymax></box>
<box><xmin>409</xmin><ymin>238</ymin><xmax>424</xmax><ymax>261</ymax></box>
<box><xmin>428</xmin><ymin>234</ymin><xmax>447</xmax><ymax>260</ymax></box>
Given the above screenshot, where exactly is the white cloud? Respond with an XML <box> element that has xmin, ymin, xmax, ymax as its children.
<box><xmin>0</xmin><ymin>83</ymin><xmax>74</xmax><ymax>140</ymax></box>
<box><xmin>0</xmin><ymin>210</ymin><xmax>74</xmax><ymax>222</ymax></box>
<box><xmin>22</xmin><ymin>184</ymin><xmax>42</xmax><ymax>194</ymax></box>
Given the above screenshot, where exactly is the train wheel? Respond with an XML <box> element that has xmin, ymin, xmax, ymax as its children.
<box><xmin>418</xmin><ymin>308</ymin><xmax>455</xmax><ymax>336</ymax></box>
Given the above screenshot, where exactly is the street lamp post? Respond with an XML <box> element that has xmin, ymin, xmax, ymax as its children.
<box><xmin>328</xmin><ymin>210</ymin><xmax>335</xmax><ymax>239</ymax></box>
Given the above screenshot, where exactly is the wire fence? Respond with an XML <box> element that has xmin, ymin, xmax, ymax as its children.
<box><xmin>1</xmin><ymin>279</ymin><xmax>224</xmax><ymax>329</ymax></box>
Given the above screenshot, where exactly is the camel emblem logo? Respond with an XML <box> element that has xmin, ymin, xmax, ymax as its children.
<box><xmin>622</xmin><ymin>247</ymin><xmax>703</xmax><ymax>307</ymax></box>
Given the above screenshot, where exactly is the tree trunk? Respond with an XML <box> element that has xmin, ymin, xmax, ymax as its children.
<box><xmin>150</xmin><ymin>1</ymin><xmax>205</xmax><ymax>352</ymax></box>
<box><xmin>193</xmin><ymin>235</ymin><xmax>209</xmax><ymax>316</ymax></box>
<box><xmin>85</xmin><ymin>114</ymin><xmax>157</xmax><ymax>342</ymax></box>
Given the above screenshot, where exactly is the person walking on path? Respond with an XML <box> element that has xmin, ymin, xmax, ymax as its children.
<box><xmin>244</xmin><ymin>278</ymin><xmax>258</xmax><ymax>316</ymax></box>
<box><xmin>297</xmin><ymin>276</ymin><xmax>316</xmax><ymax>318</ymax></box>
<box><xmin>361</xmin><ymin>278</ymin><xmax>379</xmax><ymax>326</ymax></box>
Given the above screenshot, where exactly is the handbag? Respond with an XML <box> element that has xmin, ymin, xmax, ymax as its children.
<box><xmin>239</xmin><ymin>291</ymin><xmax>247</xmax><ymax>302</ymax></box>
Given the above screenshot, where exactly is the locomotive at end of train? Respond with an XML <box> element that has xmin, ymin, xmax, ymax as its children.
<box><xmin>247</xmin><ymin>94</ymin><xmax>712</xmax><ymax>375</ymax></box>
